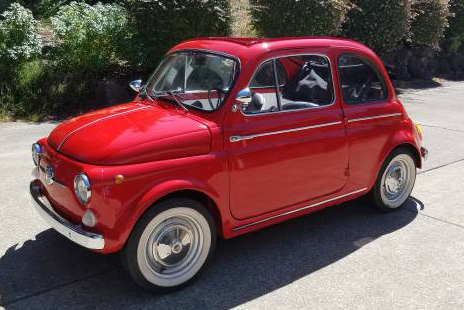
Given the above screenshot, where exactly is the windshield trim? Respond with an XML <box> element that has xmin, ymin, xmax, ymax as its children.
<box><xmin>144</xmin><ymin>49</ymin><xmax>241</xmax><ymax>113</ymax></box>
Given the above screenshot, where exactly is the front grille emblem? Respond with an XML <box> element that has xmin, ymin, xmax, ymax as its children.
<box><xmin>45</xmin><ymin>165</ymin><xmax>54</xmax><ymax>185</ymax></box>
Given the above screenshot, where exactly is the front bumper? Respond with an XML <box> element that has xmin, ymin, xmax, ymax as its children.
<box><xmin>30</xmin><ymin>182</ymin><xmax>105</xmax><ymax>250</ymax></box>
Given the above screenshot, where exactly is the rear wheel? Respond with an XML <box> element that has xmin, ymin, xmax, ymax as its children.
<box><xmin>122</xmin><ymin>198</ymin><xmax>216</xmax><ymax>292</ymax></box>
<box><xmin>370</xmin><ymin>149</ymin><xmax>417</xmax><ymax>212</ymax></box>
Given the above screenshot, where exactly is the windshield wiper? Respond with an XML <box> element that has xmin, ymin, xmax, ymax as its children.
<box><xmin>165</xmin><ymin>90</ymin><xmax>188</xmax><ymax>112</ymax></box>
<box><xmin>143</xmin><ymin>88</ymin><xmax>188</xmax><ymax>112</ymax></box>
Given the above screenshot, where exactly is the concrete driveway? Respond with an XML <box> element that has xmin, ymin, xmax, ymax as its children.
<box><xmin>1</xmin><ymin>83</ymin><xmax>464</xmax><ymax>310</ymax></box>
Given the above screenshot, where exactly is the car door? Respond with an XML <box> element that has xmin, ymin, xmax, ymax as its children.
<box><xmin>336</xmin><ymin>52</ymin><xmax>403</xmax><ymax>188</ymax></box>
<box><xmin>225</xmin><ymin>50</ymin><xmax>349</xmax><ymax>220</ymax></box>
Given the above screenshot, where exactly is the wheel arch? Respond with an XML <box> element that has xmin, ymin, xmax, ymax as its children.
<box><xmin>368</xmin><ymin>140</ymin><xmax>421</xmax><ymax>193</ymax></box>
<box><xmin>118</xmin><ymin>181</ymin><xmax>226</xmax><ymax>252</ymax></box>
<box><xmin>391</xmin><ymin>143</ymin><xmax>422</xmax><ymax>169</ymax></box>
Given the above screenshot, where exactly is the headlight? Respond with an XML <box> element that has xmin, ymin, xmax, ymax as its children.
<box><xmin>74</xmin><ymin>173</ymin><xmax>92</xmax><ymax>204</ymax></box>
<box><xmin>31</xmin><ymin>143</ymin><xmax>42</xmax><ymax>166</ymax></box>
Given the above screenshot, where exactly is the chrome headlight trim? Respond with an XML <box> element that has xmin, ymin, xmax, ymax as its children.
<box><xmin>74</xmin><ymin>173</ymin><xmax>92</xmax><ymax>205</ymax></box>
<box><xmin>32</xmin><ymin>143</ymin><xmax>42</xmax><ymax>166</ymax></box>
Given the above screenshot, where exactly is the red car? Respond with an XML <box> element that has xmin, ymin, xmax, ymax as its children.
<box><xmin>30</xmin><ymin>37</ymin><xmax>427</xmax><ymax>292</ymax></box>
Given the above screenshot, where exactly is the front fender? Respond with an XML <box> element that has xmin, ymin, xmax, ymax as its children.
<box><xmin>115</xmin><ymin>178</ymin><xmax>222</xmax><ymax>252</ymax></box>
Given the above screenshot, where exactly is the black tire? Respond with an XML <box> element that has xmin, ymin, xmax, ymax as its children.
<box><xmin>121</xmin><ymin>198</ymin><xmax>217</xmax><ymax>293</ymax></box>
<box><xmin>369</xmin><ymin>148</ymin><xmax>417</xmax><ymax>212</ymax></box>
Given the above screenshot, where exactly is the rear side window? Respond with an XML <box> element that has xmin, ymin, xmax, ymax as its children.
<box><xmin>338</xmin><ymin>55</ymin><xmax>387</xmax><ymax>104</ymax></box>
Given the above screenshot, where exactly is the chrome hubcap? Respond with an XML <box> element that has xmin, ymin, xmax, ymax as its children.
<box><xmin>384</xmin><ymin>162</ymin><xmax>406</xmax><ymax>198</ymax></box>
<box><xmin>146</xmin><ymin>215</ymin><xmax>203</xmax><ymax>279</ymax></box>
<box><xmin>380</xmin><ymin>155</ymin><xmax>416</xmax><ymax>208</ymax></box>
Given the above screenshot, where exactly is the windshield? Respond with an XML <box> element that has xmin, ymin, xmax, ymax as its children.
<box><xmin>144</xmin><ymin>51</ymin><xmax>238</xmax><ymax>111</ymax></box>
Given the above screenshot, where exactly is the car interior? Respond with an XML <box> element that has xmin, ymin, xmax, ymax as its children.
<box><xmin>338</xmin><ymin>55</ymin><xmax>386</xmax><ymax>104</ymax></box>
<box><xmin>246</xmin><ymin>55</ymin><xmax>334</xmax><ymax>114</ymax></box>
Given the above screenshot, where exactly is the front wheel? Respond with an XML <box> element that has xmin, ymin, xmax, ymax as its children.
<box><xmin>121</xmin><ymin>198</ymin><xmax>216</xmax><ymax>292</ymax></box>
<box><xmin>371</xmin><ymin>149</ymin><xmax>417</xmax><ymax>212</ymax></box>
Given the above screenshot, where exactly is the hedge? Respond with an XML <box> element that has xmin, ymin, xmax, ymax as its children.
<box><xmin>343</xmin><ymin>0</ymin><xmax>411</xmax><ymax>54</ymax></box>
<box><xmin>129</xmin><ymin>0</ymin><xmax>231</xmax><ymax>69</ymax></box>
<box><xmin>0</xmin><ymin>3</ymin><xmax>41</xmax><ymax>66</ymax></box>
<box><xmin>50</xmin><ymin>2</ymin><xmax>132</xmax><ymax>75</ymax></box>
<box><xmin>410</xmin><ymin>0</ymin><xmax>450</xmax><ymax>48</ymax></box>
<box><xmin>250</xmin><ymin>0</ymin><xmax>351</xmax><ymax>37</ymax></box>
<box><xmin>445</xmin><ymin>0</ymin><xmax>464</xmax><ymax>50</ymax></box>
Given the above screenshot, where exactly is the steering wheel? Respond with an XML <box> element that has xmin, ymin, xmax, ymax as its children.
<box><xmin>207</xmin><ymin>88</ymin><xmax>225</xmax><ymax>110</ymax></box>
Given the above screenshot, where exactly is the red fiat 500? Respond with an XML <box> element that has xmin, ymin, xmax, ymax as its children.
<box><xmin>30</xmin><ymin>37</ymin><xmax>427</xmax><ymax>292</ymax></box>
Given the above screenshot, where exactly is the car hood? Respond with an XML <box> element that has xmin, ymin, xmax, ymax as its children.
<box><xmin>48</xmin><ymin>102</ymin><xmax>212</xmax><ymax>165</ymax></box>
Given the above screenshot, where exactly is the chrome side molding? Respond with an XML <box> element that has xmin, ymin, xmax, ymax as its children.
<box><xmin>230</xmin><ymin>121</ymin><xmax>342</xmax><ymax>143</ymax></box>
<box><xmin>347</xmin><ymin>113</ymin><xmax>402</xmax><ymax>123</ymax></box>
<box><xmin>232</xmin><ymin>188</ymin><xmax>368</xmax><ymax>231</ymax></box>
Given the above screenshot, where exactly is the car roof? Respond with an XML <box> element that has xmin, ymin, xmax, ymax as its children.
<box><xmin>169</xmin><ymin>37</ymin><xmax>374</xmax><ymax>61</ymax></box>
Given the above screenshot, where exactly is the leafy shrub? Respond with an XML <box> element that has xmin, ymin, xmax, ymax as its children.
<box><xmin>410</xmin><ymin>0</ymin><xmax>450</xmax><ymax>48</ymax></box>
<box><xmin>50</xmin><ymin>2</ymin><xmax>133</xmax><ymax>76</ymax></box>
<box><xmin>250</xmin><ymin>0</ymin><xmax>351</xmax><ymax>37</ymax></box>
<box><xmin>0</xmin><ymin>3</ymin><xmax>42</xmax><ymax>118</ymax></box>
<box><xmin>129</xmin><ymin>0</ymin><xmax>231</xmax><ymax>69</ymax></box>
<box><xmin>343</xmin><ymin>0</ymin><xmax>410</xmax><ymax>54</ymax></box>
<box><xmin>0</xmin><ymin>3</ymin><xmax>41</xmax><ymax>66</ymax></box>
<box><xmin>445</xmin><ymin>0</ymin><xmax>464</xmax><ymax>50</ymax></box>
<box><xmin>0</xmin><ymin>0</ymin><xmax>62</xmax><ymax>18</ymax></box>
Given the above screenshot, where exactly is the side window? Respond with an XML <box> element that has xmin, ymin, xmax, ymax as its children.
<box><xmin>278</xmin><ymin>55</ymin><xmax>334</xmax><ymax>110</ymax></box>
<box><xmin>245</xmin><ymin>60</ymin><xmax>282</xmax><ymax>114</ymax></box>
<box><xmin>338</xmin><ymin>55</ymin><xmax>387</xmax><ymax>104</ymax></box>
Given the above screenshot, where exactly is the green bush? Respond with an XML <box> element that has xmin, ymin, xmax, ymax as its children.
<box><xmin>129</xmin><ymin>0</ymin><xmax>231</xmax><ymax>69</ymax></box>
<box><xmin>50</xmin><ymin>2</ymin><xmax>133</xmax><ymax>76</ymax></box>
<box><xmin>410</xmin><ymin>0</ymin><xmax>449</xmax><ymax>48</ymax></box>
<box><xmin>445</xmin><ymin>0</ymin><xmax>464</xmax><ymax>50</ymax></box>
<box><xmin>0</xmin><ymin>3</ymin><xmax>41</xmax><ymax>66</ymax></box>
<box><xmin>250</xmin><ymin>0</ymin><xmax>351</xmax><ymax>37</ymax></box>
<box><xmin>343</xmin><ymin>0</ymin><xmax>410</xmax><ymax>54</ymax></box>
<box><xmin>0</xmin><ymin>0</ymin><xmax>63</xmax><ymax>18</ymax></box>
<box><xmin>0</xmin><ymin>3</ymin><xmax>42</xmax><ymax>118</ymax></box>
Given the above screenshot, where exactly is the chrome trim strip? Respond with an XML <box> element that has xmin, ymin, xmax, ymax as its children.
<box><xmin>30</xmin><ymin>182</ymin><xmax>104</xmax><ymax>249</ymax></box>
<box><xmin>348</xmin><ymin>113</ymin><xmax>402</xmax><ymax>123</ymax></box>
<box><xmin>57</xmin><ymin>106</ymin><xmax>152</xmax><ymax>150</ymax></box>
<box><xmin>232</xmin><ymin>188</ymin><xmax>368</xmax><ymax>231</ymax></box>
<box><xmin>230</xmin><ymin>121</ymin><xmax>342</xmax><ymax>142</ymax></box>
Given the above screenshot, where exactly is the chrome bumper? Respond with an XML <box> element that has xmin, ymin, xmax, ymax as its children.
<box><xmin>30</xmin><ymin>182</ymin><xmax>105</xmax><ymax>250</ymax></box>
<box><xmin>421</xmin><ymin>147</ymin><xmax>429</xmax><ymax>161</ymax></box>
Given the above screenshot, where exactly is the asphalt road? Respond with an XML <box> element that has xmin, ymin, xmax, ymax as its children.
<box><xmin>1</xmin><ymin>83</ymin><xmax>464</xmax><ymax>309</ymax></box>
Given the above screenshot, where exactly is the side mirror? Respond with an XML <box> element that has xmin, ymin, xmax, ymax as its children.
<box><xmin>236</xmin><ymin>88</ymin><xmax>252</xmax><ymax>110</ymax></box>
<box><xmin>129</xmin><ymin>79</ymin><xmax>142</xmax><ymax>92</ymax></box>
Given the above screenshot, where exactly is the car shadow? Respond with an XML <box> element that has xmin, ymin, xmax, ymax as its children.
<box><xmin>0</xmin><ymin>198</ymin><xmax>421</xmax><ymax>309</ymax></box>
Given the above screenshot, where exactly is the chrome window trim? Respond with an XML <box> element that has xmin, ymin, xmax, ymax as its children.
<box><xmin>241</xmin><ymin>53</ymin><xmax>337</xmax><ymax>117</ymax></box>
<box><xmin>348</xmin><ymin>113</ymin><xmax>402</xmax><ymax>123</ymax></box>
<box><xmin>230</xmin><ymin>121</ymin><xmax>342</xmax><ymax>142</ymax></box>
<box><xmin>232</xmin><ymin>188</ymin><xmax>368</xmax><ymax>231</ymax></box>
